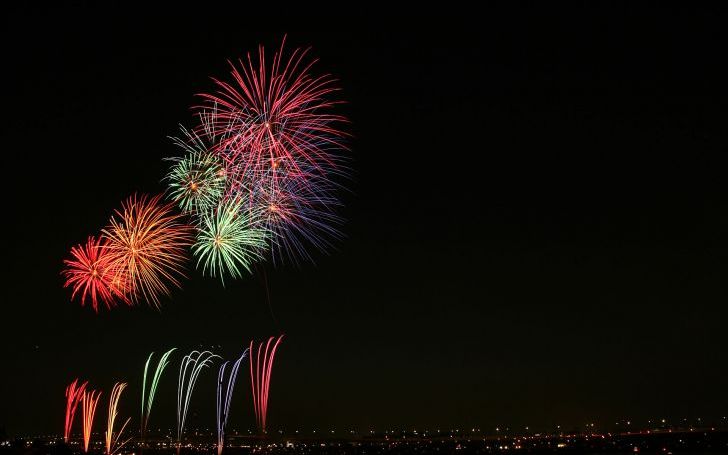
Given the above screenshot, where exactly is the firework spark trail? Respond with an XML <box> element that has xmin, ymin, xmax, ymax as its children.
<box><xmin>177</xmin><ymin>351</ymin><xmax>219</xmax><ymax>448</ymax></box>
<box><xmin>141</xmin><ymin>348</ymin><xmax>176</xmax><ymax>440</ymax></box>
<box><xmin>193</xmin><ymin>199</ymin><xmax>269</xmax><ymax>282</ymax></box>
<box><xmin>102</xmin><ymin>194</ymin><xmax>194</xmax><ymax>308</ymax></box>
<box><xmin>62</xmin><ymin>237</ymin><xmax>129</xmax><ymax>311</ymax></box>
<box><xmin>64</xmin><ymin>379</ymin><xmax>88</xmax><ymax>443</ymax></box>
<box><xmin>105</xmin><ymin>382</ymin><xmax>131</xmax><ymax>455</ymax></box>
<box><xmin>216</xmin><ymin>349</ymin><xmax>248</xmax><ymax>455</ymax></box>
<box><xmin>249</xmin><ymin>335</ymin><xmax>284</xmax><ymax>433</ymax></box>
<box><xmin>81</xmin><ymin>389</ymin><xmax>101</xmax><ymax>453</ymax></box>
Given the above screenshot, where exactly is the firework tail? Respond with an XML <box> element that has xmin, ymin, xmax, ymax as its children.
<box><xmin>249</xmin><ymin>335</ymin><xmax>284</xmax><ymax>433</ymax></box>
<box><xmin>216</xmin><ymin>349</ymin><xmax>248</xmax><ymax>455</ymax></box>
<box><xmin>177</xmin><ymin>350</ymin><xmax>218</xmax><ymax>452</ymax></box>
<box><xmin>81</xmin><ymin>389</ymin><xmax>101</xmax><ymax>453</ymax></box>
<box><xmin>64</xmin><ymin>379</ymin><xmax>88</xmax><ymax>443</ymax></box>
<box><xmin>141</xmin><ymin>348</ymin><xmax>176</xmax><ymax>442</ymax></box>
<box><xmin>105</xmin><ymin>382</ymin><xmax>131</xmax><ymax>455</ymax></box>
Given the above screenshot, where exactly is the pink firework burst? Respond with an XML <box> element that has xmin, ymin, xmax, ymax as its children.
<box><xmin>196</xmin><ymin>38</ymin><xmax>348</xmax><ymax>188</ymax></box>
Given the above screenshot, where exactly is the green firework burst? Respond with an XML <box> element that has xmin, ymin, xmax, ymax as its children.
<box><xmin>193</xmin><ymin>199</ymin><xmax>269</xmax><ymax>282</ymax></box>
<box><xmin>165</xmin><ymin>127</ymin><xmax>226</xmax><ymax>215</ymax></box>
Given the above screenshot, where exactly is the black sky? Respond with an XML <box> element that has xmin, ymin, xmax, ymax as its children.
<box><xmin>2</xmin><ymin>4</ymin><xmax>728</xmax><ymax>437</ymax></box>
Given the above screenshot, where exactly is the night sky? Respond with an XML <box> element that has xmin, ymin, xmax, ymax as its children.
<box><xmin>3</xmin><ymin>4</ymin><xmax>728</xmax><ymax>437</ymax></box>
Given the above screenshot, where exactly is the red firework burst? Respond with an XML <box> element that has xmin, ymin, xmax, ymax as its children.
<box><xmin>196</xmin><ymin>38</ymin><xmax>348</xmax><ymax>186</ymax></box>
<box><xmin>63</xmin><ymin>236</ymin><xmax>129</xmax><ymax>312</ymax></box>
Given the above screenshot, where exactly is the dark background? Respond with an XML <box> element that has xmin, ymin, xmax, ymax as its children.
<box><xmin>2</xmin><ymin>3</ymin><xmax>727</xmax><ymax>437</ymax></box>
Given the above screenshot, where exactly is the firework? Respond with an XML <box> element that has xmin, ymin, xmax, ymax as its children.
<box><xmin>62</xmin><ymin>237</ymin><xmax>129</xmax><ymax>311</ymax></box>
<box><xmin>81</xmin><ymin>389</ymin><xmax>101</xmax><ymax>453</ymax></box>
<box><xmin>141</xmin><ymin>348</ymin><xmax>176</xmax><ymax>440</ymax></box>
<box><xmin>252</xmin><ymin>170</ymin><xmax>344</xmax><ymax>264</ymax></box>
<box><xmin>216</xmin><ymin>349</ymin><xmax>248</xmax><ymax>455</ymax></box>
<box><xmin>177</xmin><ymin>351</ymin><xmax>218</xmax><ymax>449</ymax></box>
<box><xmin>105</xmin><ymin>382</ymin><xmax>131</xmax><ymax>455</ymax></box>
<box><xmin>197</xmin><ymin>39</ymin><xmax>347</xmax><ymax>183</ymax></box>
<box><xmin>165</xmin><ymin>126</ymin><xmax>226</xmax><ymax>215</ymax></box>
<box><xmin>194</xmin><ymin>39</ymin><xmax>349</xmax><ymax>263</ymax></box>
<box><xmin>64</xmin><ymin>379</ymin><xmax>88</xmax><ymax>443</ymax></box>
<box><xmin>249</xmin><ymin>335</ymin><xmax>284</xmax><ymax>433</ymax></box>
<box><xmin>192</xmin><ymin>198</ymin><xmax>268</xmax><ymax>282</ymax></box>
<box><xmin>102</xmin><ymin>194</ymin><xmax>194</xmax><ymax>308</ymax></box>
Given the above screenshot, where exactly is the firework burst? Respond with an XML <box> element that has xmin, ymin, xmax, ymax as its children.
<box><xmin>62</xmin><ymin>237</ymin><xmax>129</xmax><ymax>311</ymax></box>
<box><xmin>194</xmin><ymin>39</ymin><xmax>349</xmax><ymax>264</ymax></box>
<box><xmin>197</xmin><ymin>39</ymin><xmax>347</xmax><ymax>184</ymax></box>
<box><xmin>102</xmin><ymin>194</ymin><xmax>194</xmax><ymax>308</ymax></box>
<box><xmin>252</xmin><ymin>170</ymin><xmax>344</xmax><ymax>264</ymax></box>
<box><xmin>192</xmin><ymin>198</ymin><xmax>268</xmax><ymax>281</ymax></box>
<box><xmin>165</xmin><ymin>126</ymin><xmax>226</xmax><ymax>215</ymax></box>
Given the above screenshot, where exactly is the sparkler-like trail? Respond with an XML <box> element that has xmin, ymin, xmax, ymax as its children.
<box><xmin>177</xmin><ymin>350</ymin><xmax>218</xmax><ymax>450</ymax></box>
<box><xmin>64</xmin><ymin>379</ymin><xmax>88</xmax><ymax>443</ymax></box>
<box><xmin>81</xmin><ymin>389</ymin><xmax>101</xmax><ymax>453</ymax></box>
<box><xmin>105</xmin><ymin>382</ymin><xmax>131</xmax><ymax>455</ymax></box>
<box><xmin>141</xmin><ymin>348</ymin><xmax>176</xmax><ymax>441</ymax></box>
<box><xmin>249</xmin><ymin>335</ymin><xmax>284</xmax><ymax>433</ymax></box>
<box><xmin>216</xmin><ymin>349</ymin><xmax>248</xmax><ymax>455</ymax></box>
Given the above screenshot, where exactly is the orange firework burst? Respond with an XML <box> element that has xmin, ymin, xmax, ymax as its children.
<box><xmin>102</xmin><ymin>194</ymin><xmax>193</xmax><ymax>309</ymax></box>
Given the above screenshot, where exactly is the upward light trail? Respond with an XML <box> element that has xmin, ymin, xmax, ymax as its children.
<box><xmin>141</xmin><ymin>348</ymin><xmax>176</xmax><ymax>441</ymax></box>
<box><xmin>64</xmin><ymin>379</ymin><xmax>88</xmax><ymax>443</ymax></box>
<box><xmin>81</xmin><ymin>389</ymin><xmax>101</xmax><ymax>453</ymax></box>
<box><xmin>216</xmin><ymin>349</ymin><xmax>248</xmax><ymax>455</ymax></box>
<box><xmin>249</xmin><ymin>335</ymin><xmax>284</xmax><ymax>433</ymax></box>
<box><xmin>177</xmin><ymin>350</ymin><xmax>218</xmax><ymax>451</ymax></box>
<box><xmin>105</xmin><ymin>382</ymin><xmax>131</xmax><ymax>455</ymax></box>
